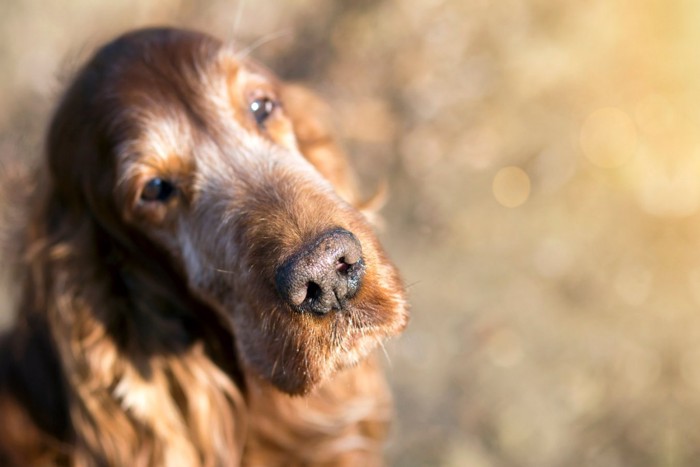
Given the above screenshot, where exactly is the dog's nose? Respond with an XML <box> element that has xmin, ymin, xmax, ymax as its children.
<box><xmin>275</xmin><ymin>228</ymin><xmax>366</xmax><ymax>315</ymax></box>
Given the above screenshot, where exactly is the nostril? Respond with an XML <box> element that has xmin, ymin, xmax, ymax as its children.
<box><xmin>336</xmin><ymin>257</ymin><xmax>351</xmax><ymax>274</ymax></box>
<box><xmin>305</xmin><ymin>282</ymin><xmax>322</xmax><ymax>302</ymax></box>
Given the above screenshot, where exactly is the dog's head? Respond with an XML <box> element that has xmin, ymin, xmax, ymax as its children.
<box><xmin>46</xmin><ymin>28</ymin><xmax>408</xmax><ymax>394</ymax></box>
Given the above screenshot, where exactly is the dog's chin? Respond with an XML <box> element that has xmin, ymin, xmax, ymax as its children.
<box><xmin>216</xmin><ymin>276</ymin><xmax>409</xmax><ymax>396</ymax></box>
<box><xmin>266</xmin><ymin>330</ymin><xmax>384</xmax><ymax>396</ymax></box>
<box><xmin>232</xmin><ymin>310</ymin><xmax>394</xmax><ymax>396</ymax></box>
<box><xmin>265</xmin><ymin>305</ymin><xmax>408</xmax><ymax>396</ymax></box>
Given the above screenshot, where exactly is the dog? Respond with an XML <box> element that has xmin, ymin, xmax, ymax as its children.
<box><xmin>0</xmin><ymin>27</ymin><xmax>408</xmax><ymax>466</ymax></box>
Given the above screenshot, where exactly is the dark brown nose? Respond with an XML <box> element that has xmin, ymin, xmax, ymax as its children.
<box><xmin>275</xmin><ymin>228</ymin><xmax>366</xmax><ymax>315</ymax></box>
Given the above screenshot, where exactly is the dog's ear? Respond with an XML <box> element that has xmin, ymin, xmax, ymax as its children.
<box><xmin>281</xmin><ymin>84</ymin><xmax>359</xmax><ymax>205</ymax></box>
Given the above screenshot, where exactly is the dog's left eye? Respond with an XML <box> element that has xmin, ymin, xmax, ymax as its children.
<box><xmin>250</xmin><ymin>97</ymin><xmax>277</xmax><ymax>126</ymax></box>
<box><xmin>141</xmin><ymin>178</ymin><xmax>175</xmax><ymax>202</ymax></box>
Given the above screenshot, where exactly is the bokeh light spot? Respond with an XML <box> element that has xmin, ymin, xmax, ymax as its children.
<box><xmin>687</xmin><ymin>268</ymin><xmax>700</xmax><ymax>306</ymax></box>
<box><xmin>580</xmin><ymin>107</ymin><xmax>637</xmax><ymax>168</ymax></box>
<box><xmin>492</xmin><ymin>166</ymin><xmax>531</xmax><ymax>208</ymax></box>
<box><xmin>485</xmin><ymin>327</ymin><xmax>523</xmax><ymax>368</ymax></box>
<box><xmin>634</xmin><ymin>94</ymin><xmax>675</xmax><ymax>136</ymax></box>
<box><xmin>614</xmin><ymin>265</ymin><xmax>652</xmax><ymax>306</ymax></box>
<box><xmin>533</xmin><ymin>237</ymin><xmax>573</xmax><ymax>278</ymax></box>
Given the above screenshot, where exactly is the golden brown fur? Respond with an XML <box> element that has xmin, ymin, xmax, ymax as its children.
<box><xmin>0</xmin><ymin>28</ymin><xmax>408</xmax><ymax>466</ymax></box>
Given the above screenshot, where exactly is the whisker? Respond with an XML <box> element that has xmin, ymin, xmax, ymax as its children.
<box><xmin>199</xmin><ymin>262</ymin><xmax>236</xmax><ymax>275</ymax></box>
<box><xmin>213</xmin><ymin>267</ymin><xmax>236</xmax><ymax>275</ymax></box>
<box><xmin>405</xmin><ymin>280</ymin><xmax>422</xmax><ymax>290</ymax></box>
<box><xmin>377</xmin><ymin>339</ymin><xmax>392</xmax><ymax>367</ymax></box>
<box><xmin>232</xmin><ymin>0</ymin><xmax>247</xmax><ymax>40</ymax></box>
<box><xmin>270</xmin><ymin>353</ymin><xmax>280</xmax><ymax>379</ymax></box>
<box><xmin>235</xmin><ymin>29</ymin><xmax>293</xmax><ymax>61</ymax></box>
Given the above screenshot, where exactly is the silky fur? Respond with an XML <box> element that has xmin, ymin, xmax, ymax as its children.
<box><xmin>0</xmin><ymin>27</ymin><xmax>408</xmax><ymax>466</ymax></box>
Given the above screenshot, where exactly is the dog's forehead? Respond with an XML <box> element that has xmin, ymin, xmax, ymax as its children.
<box><xmin>108</xmin><ymin>35</ymin><xmax>308</xmax><ymax>195</ymax></box>
<box><xmin>114</xmin><ymin>54</ymin><xmax>269</xmax><ymax>160</ymax></box>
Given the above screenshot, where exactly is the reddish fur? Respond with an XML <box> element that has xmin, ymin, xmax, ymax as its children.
<box><xmin>0</xmin><ymin>27</ymin><xmax>407</xmax><ymax>466</ymax></box>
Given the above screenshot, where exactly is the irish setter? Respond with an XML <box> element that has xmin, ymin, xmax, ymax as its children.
<box><xmin>0</xmin><ymin>27</ymin><xmax>408</xmax><ymax>466</ymax></box>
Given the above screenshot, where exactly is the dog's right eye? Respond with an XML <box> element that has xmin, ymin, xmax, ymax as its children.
<box><xmin>250</xmin><ymin>96</ymin><xmax>277</xmax><ymax>126</ymax></box>
<box><xmin>141</xmin><ymin>178</ymin><xmax>175</xmax><ymax>202</ymax></box>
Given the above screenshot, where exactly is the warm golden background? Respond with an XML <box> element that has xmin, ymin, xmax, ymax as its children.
<box><xmin>0</xmin><ymin>1</ymin><xmax>697</xmax><ymax>465</ymax></box>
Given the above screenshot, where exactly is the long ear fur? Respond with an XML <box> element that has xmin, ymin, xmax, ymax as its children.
<box><xmin>11</xmin><ymin>59</ymin><xmax>249</xmax><ymax>466</ymax></box>
<box><xmin>18</xmin><ymin>173</ymin><xmax>247</xmax><ymax>465</ymax></box>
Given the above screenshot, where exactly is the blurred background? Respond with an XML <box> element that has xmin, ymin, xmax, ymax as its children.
<box><xmin>0</xmin><ymin>0</ymin><xmax>698</xmax><ymax>465</ymax></box>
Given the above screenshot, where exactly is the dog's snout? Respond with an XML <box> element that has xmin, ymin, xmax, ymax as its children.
<box><xmin>275</xmin><ymin>228</ymin><xmax>366</xmax><ymax>315</ymax></box>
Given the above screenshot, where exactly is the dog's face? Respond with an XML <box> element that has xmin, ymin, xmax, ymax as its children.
<box><xmin>51</xmin><ymin>29</ymin><xmax>407</xmax><ymax>394</ymax></box>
